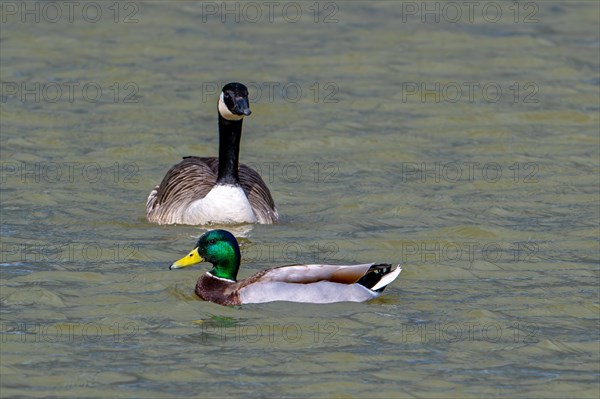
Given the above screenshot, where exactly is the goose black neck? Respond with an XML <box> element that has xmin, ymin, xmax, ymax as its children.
<box><xmin>216</xmin><ymin>114</ymin><xmax>243</xmax><ymax>185</ymax></box>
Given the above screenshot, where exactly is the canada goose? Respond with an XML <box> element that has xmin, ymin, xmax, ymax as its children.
<box><xmin>146</xmin><ymin>83</ymin><xmax>278</xmax><ymax>225</ymax></box>
<box><xmin>170</xmin><ymin>230</ymin><xmax>402</xmax><ymax>305</ymax></box>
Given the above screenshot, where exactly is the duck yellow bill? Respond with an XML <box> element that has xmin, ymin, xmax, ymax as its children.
<box><xmin>169</xmin><ymin>248</ymin><xmax>204</xmax><ymax>270</ymax></box>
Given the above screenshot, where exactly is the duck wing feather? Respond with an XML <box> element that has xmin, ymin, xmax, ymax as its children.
<box><xmin>240</xmin><ymin>263</ymin><xmax>376</xmax><ymax>286</ymax></box>
<box><xmin>235</xmin><ymin>263</ymin><xmax>401</xmax><ymax>304</ymax></box>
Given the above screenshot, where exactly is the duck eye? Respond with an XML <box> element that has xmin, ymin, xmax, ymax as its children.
<box><xmin>209</xmin><ymin>239</ymin><xmax>216</xmax><ymax>244</ymax></box>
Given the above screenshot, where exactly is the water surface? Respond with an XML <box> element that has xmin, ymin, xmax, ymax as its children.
<box><xmin>1</xmin><ymin>1</ymin><xmax>599</xmax><ymax>398</ymax></box>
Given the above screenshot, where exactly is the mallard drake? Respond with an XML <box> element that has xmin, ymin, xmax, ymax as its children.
<box><xmin>146</xmin><ymin>82</ymin><xmax>278</xmax><ymax>225</ymax></box>
<box><xmin>169</xmin><ymin>230</ymin><xmax>401</xmax><ymax>305</ymax></box>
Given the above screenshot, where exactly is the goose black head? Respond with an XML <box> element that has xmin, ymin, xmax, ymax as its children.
<box><xmin>218</xmin><ymin>82</ymin><xmax>251</xmax><ymax>121</ymax></box>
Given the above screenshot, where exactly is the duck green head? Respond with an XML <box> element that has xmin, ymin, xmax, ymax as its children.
<box><xmin>169</xmin><ymin>229</ymin><xmax>241</xmax><ymax>281</ymax></box>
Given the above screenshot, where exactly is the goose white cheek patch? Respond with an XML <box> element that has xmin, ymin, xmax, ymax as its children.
<box><xmin>218</xmin><ymin>92</ymin><xmax>244</xmax><ymax>121</ymax></box>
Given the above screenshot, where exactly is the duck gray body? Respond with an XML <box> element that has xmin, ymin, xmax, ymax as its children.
<box><xmin>193</xmin><ymin>263</ymin><xmax>402</xmax><ymax>306</ymax></box>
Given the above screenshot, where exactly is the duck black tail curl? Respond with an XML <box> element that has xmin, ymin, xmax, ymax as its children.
<box><xmin>357</xmin><ymin>263</ymin><xmax>402</xmax><ymax>292</ymax></box>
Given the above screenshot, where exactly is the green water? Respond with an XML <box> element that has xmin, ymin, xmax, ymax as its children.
<box><xmin>1</xmin><ymin>1</ymin><xmax>599</xmax><ymax>398</ymax></box>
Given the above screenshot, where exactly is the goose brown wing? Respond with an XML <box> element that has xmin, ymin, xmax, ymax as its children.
<box><xmin>187</xmin><ymin>156</ymin><xmax>278</xmax><ymax>224</ymax></box>
<box><xmin>146</xmin><ymin>157</ymin><xmax>217</xmax><ymax>222</ymax></box>
<box><xmin>238</xmin><ymin>163</ymin><xmax>278</xmax><ymax>224</ymax></box>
